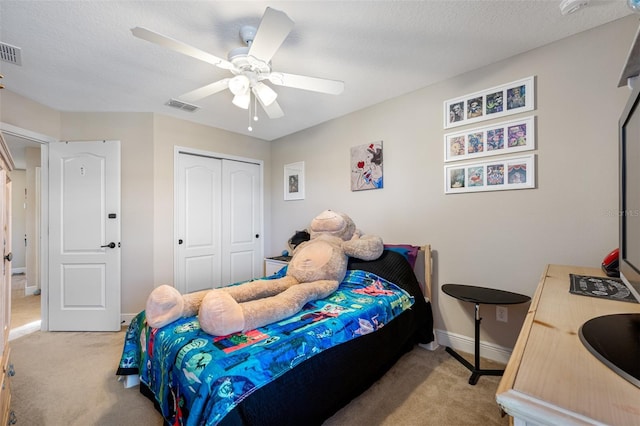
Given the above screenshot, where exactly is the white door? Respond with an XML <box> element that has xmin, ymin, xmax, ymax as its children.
<box><xmin>222</xmin><ymin>160</ymin><xmax>262</xmax><ymax>284</ymax></box>
<box><xmin>175</xmin><ymin>151</ymin><xmax>262</xmax><ymax>292</ymax></box>
<box><xmin>48</xmin><ymin>141</ymin><xmax>121</xmax><ymax>331</ymax></box>
<box><xmin>0</xmin><ymin>170</ymin><xmax>10</xmax><ymax>347</ymax></box>
<box><xmin>176</xmin><ymin>153</ymin><xmax>222</xmax><ymax>293</ymax></box>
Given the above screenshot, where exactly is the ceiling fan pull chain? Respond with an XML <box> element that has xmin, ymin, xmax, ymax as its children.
<box><xmin>247</xmin><ymin>92</ymin><xmax>253</xmax><ymax>132</ymax></box>
<box><xmin>253</xmin><ymin>94</ymin><xmax>259</xmax><ymax>122</ymax></box>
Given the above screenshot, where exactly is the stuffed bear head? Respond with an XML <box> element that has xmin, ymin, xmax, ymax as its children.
<box><xmin>309</xmin><ymin>210</ymin><xmax>356</xmax><ymax>241</ymax></box>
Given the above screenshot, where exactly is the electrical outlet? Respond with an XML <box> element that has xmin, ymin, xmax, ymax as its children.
<box><xmin>496</xmin><ymin>305</ymin><xmax>508</xmax><ymax>323</ymax></box>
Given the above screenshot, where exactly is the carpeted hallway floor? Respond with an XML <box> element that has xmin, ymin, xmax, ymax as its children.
<box><xmin>11</xmin><ymin>273</ymin><xmax>41</xmax><ymax>329</ymax></box>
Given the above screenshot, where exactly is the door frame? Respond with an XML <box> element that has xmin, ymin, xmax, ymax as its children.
<box><xmin>173</xmin><ymin>145</ymin><xmax>264</xmax><ymax>289</ymax></box>
<box><xmin>0</xmin><ymin>122</ymin><xmax>52</xmax><ymax>331</ymax></box>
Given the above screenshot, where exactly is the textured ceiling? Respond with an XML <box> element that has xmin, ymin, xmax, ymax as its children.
<box><xmin>0</xmin><ymin>1</ymin><xmax>634</xmax><ymax>141</ymax></box>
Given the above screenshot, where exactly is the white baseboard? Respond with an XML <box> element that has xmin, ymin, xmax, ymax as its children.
<box><xmin>9</xmin><ymin>320</ymin><xmax>42</xmax><ymax>341</ymax></box>
<box><xmin>434</xmin><ymin>328</ymin><xmax>512</xmax><ymax>364</ymax></box>
<box><xmin>11</xmin><ymin>267</ymin><xmax>25</xmax><ymax>275</ymax></box>
<box><xmin>418</xmin><ymin>340</ymin><xmax>440</xmax><ymax>351</ymax></box>
<box><xmin>120</xmin><ymin>314</ymin><xmax>138</xmax><ymax>326</ymax></box>
<box><xmin>117</xmin><ymin>374</ymin><xmax>140</xmax><ymax>388</ymax></box>
<box><xmin>25</xmin><ymin>285</ymin><xmax>38</xmax><ymax>296</ymax></box>
<box><xmin>416</xmin><ymin>326</ymin><xmax>440</xmax><ymax>351</ymax></box>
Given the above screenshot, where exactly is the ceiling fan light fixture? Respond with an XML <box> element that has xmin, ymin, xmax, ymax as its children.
<box><xmin>232</xmin><ymin>92</ymin><xmax>250</xmax><ymax>109</ymax></box>
<box><xmin>559</xmin><ymin>0</ymin><xmax>589</xmax><ymax>15</ymax></box>
<box><xmin>252</xmin><ymin>82</ymin><xmax>278</xmax><ymax>106</ymax></box>
<box><xmin>229</xmin><ymin>75</ymin><xmax>250</xmax><ymax>96</ymax></box>
<box><xmin>134</xmin><ymin>7</ymin><xmax>344</xmax><ymax>123</ymax></box>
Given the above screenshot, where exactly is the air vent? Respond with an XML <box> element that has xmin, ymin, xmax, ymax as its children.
<box><xmin>0</xmin><ymin>42</ymin><xmax>22</xmax><ymax>66</ymax></box>
<box><xmin>166</xmin><ymin>99</ymin><xmax>200</xmax><ymax>112</ymax></box>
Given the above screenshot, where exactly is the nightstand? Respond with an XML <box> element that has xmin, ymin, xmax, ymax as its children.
<box><xmin>264</xmin><ymin>256</ymin><xmax>291</xmax><ymax>276</ymax></box>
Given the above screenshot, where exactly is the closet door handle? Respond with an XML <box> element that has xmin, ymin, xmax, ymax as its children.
<box><xmin>101</xmin><ymin>242</ymin><xmax>116</xmax><ymax>249</ymax></box>
<box><xmin>3</xmin><ymin>252</ymin><xmax>11</xmax><ymax>262</ymax></box>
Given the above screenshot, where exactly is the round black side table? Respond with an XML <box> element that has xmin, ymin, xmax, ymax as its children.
<box><xmin>442</xmin><ymin>283</ymin><xmax>531</xmax><ymax>385</ymax></box>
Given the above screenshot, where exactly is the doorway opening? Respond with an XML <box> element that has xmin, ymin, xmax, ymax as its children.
<box><xmin>1</xmin><ymin>124</ymin><xmax>50</xmax><ymax>339</ymax></box>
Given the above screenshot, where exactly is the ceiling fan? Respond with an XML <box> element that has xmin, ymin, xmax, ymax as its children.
<box><xmin>131</xmin><ymin>7</ymin><xmax>344</xmax><ymax>120</ymax></box>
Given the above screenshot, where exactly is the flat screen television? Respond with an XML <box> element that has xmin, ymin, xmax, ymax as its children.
<box><xmin>620</xmin><ymin>80</ymin><xmax>640</xmax><ymax>304</ymax></box>
<box><xmin>577</xmin><ymin>81</ymin><xmax>640</xmax><ymax>389</ymax></box>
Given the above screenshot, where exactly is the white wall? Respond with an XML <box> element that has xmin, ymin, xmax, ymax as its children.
<box><xmin>59</xmin><ymin>113</ymin><xmax>271</xmax><ymax>317</ymax></box>
<box><xmin>151</xmin><ymin>115</ymin><xmax>272</xmax><ymax>289</ymax></box>
<box><xmin>269</xmin><ymin>16</ymin><xmax>639</xmax><ymax>350</ymax></box>
<box><xmin>25</xmin><ymin>147</ymin><xmax>41</xmax><ymax>290</ymax></box>
<box><xmin>9</xmin><ymin>169</ymin><xmax>25</xmax><ymax>273</ymax></box>
<box><xmin>59</xmin><ymin>112</ymin><xmax>156</xmax><ymax>316</ymax></box>
<box><xmin>0</xmin><ymin>104</ymin><xmax>272</xmax><ymax>317</ymax></box>
<box><xmin>0</xmin><ymin>90</ymin><xmax>62</xmax><ymax>139</ymax></box>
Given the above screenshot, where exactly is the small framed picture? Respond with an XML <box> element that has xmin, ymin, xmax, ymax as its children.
<box><xmin>444</xmin><ymin>116</ymin><xmax>535</xmax><ymax>162</ymax></box>
<box><xmin>350</xmin><ymin>141</ymin><xmax>384</xmax><ymax>191</ymax></box>
<box><xmin>444</xmin><ymin>76</ymin><xmax>535</xmax><ymax>129</ymax></box>
<box><xmin>284</xmin><ymin>161</ymin><xmax>305</xmax><ymax>200</ymax></box>
<box><xmin>444</xmin><ymin>154</ymin><xmax>535</xmax><ymax>194</ymax></box>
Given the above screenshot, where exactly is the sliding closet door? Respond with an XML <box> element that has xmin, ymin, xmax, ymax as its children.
<box><xmin>175</xmin><ymin>150</ymin><xmax>262</xmax><ymax>293</ymax></box>
<box><xmin>221</xmin><ymin>160</ymin><xmax>261</xmax><ymax>285</ymax></box>
<box><xmin>175</xmin><ymin>153</ymin><xmax>222</xmax><ymax>294</ymax></box>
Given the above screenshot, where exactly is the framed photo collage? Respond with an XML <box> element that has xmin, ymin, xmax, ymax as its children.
<box><xmin>442</xmin><ymin>76</ymin><xmax>536</xmax><ymax>194</ymax></box>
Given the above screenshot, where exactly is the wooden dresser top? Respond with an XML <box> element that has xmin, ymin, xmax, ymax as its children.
<box><xmin>497</xmin><ymin>264</ymin><xmax>640</xmax><ymax>425</ymax></box>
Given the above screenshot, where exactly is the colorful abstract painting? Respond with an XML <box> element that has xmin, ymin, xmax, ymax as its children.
<box><xmin>351</xmin><ymin>141</ymin><xmax>383</xmax><ymax>191</ymax></box>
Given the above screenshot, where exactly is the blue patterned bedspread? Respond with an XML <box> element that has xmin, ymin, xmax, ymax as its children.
<box><xmin>118</xmin><ymin>269</ymin><xmax>414</xmax><ymax>425</ymax></box>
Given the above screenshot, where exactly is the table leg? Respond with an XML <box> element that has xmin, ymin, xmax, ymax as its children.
<box><xmin>474</xmin><ymin>303</ymin><xmax>481</xmax><ymax>371</ymax></box>
<box><xmin>446</xmin><ymin>302</ymin><xmax>505</xmax><ymax>385</ymax></box>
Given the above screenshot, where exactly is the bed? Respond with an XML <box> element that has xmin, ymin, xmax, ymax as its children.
<box><xmin>117</xmin><ymin>245</ymin><xmax>435</xmax><ymax>426</ymax></box>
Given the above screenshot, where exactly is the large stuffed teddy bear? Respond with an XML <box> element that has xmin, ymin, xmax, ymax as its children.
<box><xmin>145</xmin><ymin>210</ymin><xmax>383</xmax><ymax>336</ymax></box>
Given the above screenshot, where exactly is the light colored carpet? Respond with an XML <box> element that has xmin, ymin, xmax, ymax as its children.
<box><xmin>11</xmin><ymin>290</ymin><xmax>40</xmax><ymax>329</ymax></box>
<box><xmin>11</xmin><ymin>273</ymin><xmax>41</xmax><ymax>329</ymax></box>
<box><xmin>9</xmin><ymin>329</ymin><xmax>508</xmax><ymax>425</ymax></box>
<box><xmin>325</xmin><ymin>346</ymin><xmax>508</xmax><ymax>426</ymax></box>
<box><xmin>11</xmin><ymin>329</ymin><xmax>163</xmax><ymax>426</ymax></box>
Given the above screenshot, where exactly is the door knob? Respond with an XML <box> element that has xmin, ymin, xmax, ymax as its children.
<box><xmin>101</xmin><ymin>242</ymin><xmax>116</xmax><ymax>249</ymax></box>
<box><xmin>3</xmin><ymin>252</ymin><xmax>12</xmax><ymax>262</ymax></box>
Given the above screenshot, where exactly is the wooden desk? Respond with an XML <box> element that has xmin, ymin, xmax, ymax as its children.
<box><xmin>496</xmin><ymin>264</ymin><xmax>640</xmax><ymax>425</ymax></box>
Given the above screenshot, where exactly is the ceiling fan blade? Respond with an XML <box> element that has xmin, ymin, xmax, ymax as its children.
<box><xmin>257</xmin><ymin>97</ymin><xmax>284</xmax><ymax>119</ymax></box>
<box><xmin>178</xmin><ymin>78</ymin><xmax>230</xmax><ymax>103</ymax></box>
<box><xmin>268</xmin><ymin>72</ymin><xmax>344</xmax><ymax>95</ymax></box>
<box><xmin>131</xmin><ymin>27</ymin><xmax>235</xmax><ymax>70</ymax></box>
<box><xmin>248</xmin><ymin>7</ymin><xmax>294</xmax><ymax>63</ymax></box>
<box><xmin>252</xmin><ymin>82</ymin><xmax>278</xmax><ymax>106</ymax></box>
